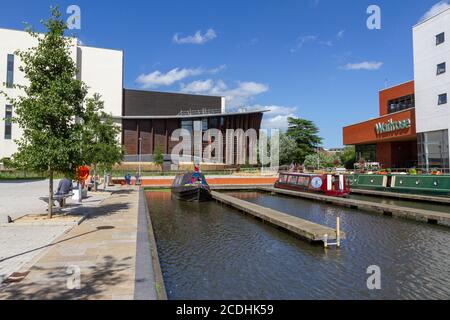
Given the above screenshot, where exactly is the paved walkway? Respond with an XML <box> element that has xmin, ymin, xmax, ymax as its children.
<box><xmin>0</xmin><ymin>187</ymin><xmax>151</xmax><ymax>300</ymax></box>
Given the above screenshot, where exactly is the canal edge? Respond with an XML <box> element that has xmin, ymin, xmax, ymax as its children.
<box><xmin>135</xmin><ymin>188</ymin><xmax>168</xmax><ymax>300</ymax></box>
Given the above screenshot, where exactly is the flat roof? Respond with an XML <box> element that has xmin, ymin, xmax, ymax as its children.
<box><xmin>124</xmin><ymin>88</ymin><xmax>224</xmax><ymax>100</ymax></box>
<box><xmin>115</xmin><ymin>109</ymin><xmax>269</xmax><ymax>120</ymax></box>
<box><xmin>414</xmin><ymin>6</ymin><xmax>450</xmax><ymax>28</ymax></box>
<box><xmin>343</xmin><ymin>107</ymin><xmax>415</xmax><ymax>129</ymax></box>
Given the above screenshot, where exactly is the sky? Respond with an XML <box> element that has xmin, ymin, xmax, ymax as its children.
<box><xmin>0</xmin><ymin>0</ymin><xmax>448</xmax><ymax>148</ymax></box>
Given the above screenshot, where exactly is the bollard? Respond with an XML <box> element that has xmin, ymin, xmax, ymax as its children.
<box><xmin>323</xmin><ymin>234</ymin><xmax>328</xmax><ymax>248</ymax></box>
<box><xmin>336</xmin><ymin>216</ymin><xmax>341</xmax><ymax>248</ymax></box>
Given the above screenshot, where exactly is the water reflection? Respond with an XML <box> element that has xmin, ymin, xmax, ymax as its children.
<box><xmin>147</xmin><ymin>190</ymin><xmax>450</xmax><ymax>300</ymax></box>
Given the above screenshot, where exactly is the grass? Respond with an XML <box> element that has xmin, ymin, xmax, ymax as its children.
<box><xmin>0</xmin><ymin>170</ymin><xmax>66</xmax><ymax>181</ymax></box>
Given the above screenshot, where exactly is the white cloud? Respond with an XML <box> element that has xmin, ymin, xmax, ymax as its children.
<box><xmin>247</xmin><ymin>105</ymin><xmax>298</xmax><ymax>131</ymax></box>
<box><xmin>173</xmin><ymin>28</ymin><xmax>217</xmax><ymax>45</ymax></box>
<box><xmin>181</xmin><ymin>79</ymin><xmax>269</xmax><ymax>107</ymax></box>
<box><xmin>342</xmin><ymin>61</ymin><xmax>383</xmax><ymax>71</ymax></box>
<box><xmin>419</xmin><ymin>1</ymin><xmax>450</xmax><ymax>22</ymax></box>
<box><xmin>291</xmin><ymin>35</ymin><xmax>318</xmax><ymax>52</ymax></box>
<box><xmin>136</xmin><ymin>66</ymin><xmax>226</xmax><ymax>89</ymax></box>
<box><xmin>337</xmin><ymin>30</ymin><xmax>345</xmax><ymax>39</ymax></box>
<box><xmin>136</xmin><ymin>68</ymin><xmax>203</xmax><ymax>88</ymax></box>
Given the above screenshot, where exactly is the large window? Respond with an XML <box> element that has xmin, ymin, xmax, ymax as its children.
<box><xmin>4</xmin><ymin>105</ymin><xmax>12</xmax><ymax>140</ymax></box>
<box><xmin>6</xmin><ymin>54</ymin><xmax>14</xmax><ymax>88</ymax></box>
<box><xmin>355</xmin><ymin>144</ymin><xmax>377</xmax><ymax>162</ymax></box>
<box><xmin>181</xmin><ymin>120</ymin><xmax>193</xmax><ymax>133</ymax></box>
<box><xmin>418</xmin><ymin>130</ymin><xmax>449</xmax><ymax>172</ymax></box>
<box><xmin>387</xmin><ymin>94</ymin><xmax>415</xmax><ymax>114</ymax></box>
<box><xmin>436</xmin><ymin>32</ymin><xmax>445</xmax><ymax>45</ymax></box>
<box><xmin>437</xmin><ymin>62</ymin><xmax>446</xmax><ymax>75</ymax></box>
<box><xmin>438</xmin><ymin>93</ymin><xmax>447</xmax><ymax>105</ymax></box>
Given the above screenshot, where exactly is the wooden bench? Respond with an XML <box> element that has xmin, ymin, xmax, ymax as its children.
<box><xmin>39</xmin><ymin>193</ymin><xmax>74</xmax><ymax>209</ymax></box>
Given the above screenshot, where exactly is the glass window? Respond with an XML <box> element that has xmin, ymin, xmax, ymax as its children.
<box><xmin>438</xmin><ymin>93</ymin><xmax>447</xmax><ymax>105</ymax></box>
<box><xmin>202</xmin><ymin>118</ymin><xmax>208</xmax><ymax>132</ymax></box>
<box><xmin>437</xmin><ymin>62</ymin><xmax>446</xmax><ymax>75</ymax></box>
<box><xmin>209</xmin><ymin>117</ymin><xmax>219</xmax><ymax>129</ymax></box>
<box><xmin>6</xmin><ymin>54</ymin><xmax>14</xmax><ymax>88</ymax></box>
<box><xmin>288</xmin><ymin>175</ymin><xmax>298</xmax><ymax>184</ymax></box>
<box><xmin>418</xmin><ymin>130</ymin><xmax>449</xmax><ymax>172</ymax></box>
<box><xmin>279</xmin><ymin>175</ymin><xmax>288</xmax><ymax>183</ymax></box>
<box><xmin>181</xmin><ymin>120</ymin><xmax>193</xmax><ymax>133</ymax></box>
<box><xmin>4</xmin><ymin>105</ymin><xmax>12</xmax><ymax>140</ymax></box>
<box><xmin>355</xmin><ymin>144</ymin><xmax>377</xmax><ymax>162</ymax></box>
<box><xmin>436</xmin><ymin>32</ymin><xmax>445</xmax><ymax>45</ymax></box>
<box><xmin>387</xmin><ymin>94</ymin><xmax>415</xmax><ymax>114</ymax></box>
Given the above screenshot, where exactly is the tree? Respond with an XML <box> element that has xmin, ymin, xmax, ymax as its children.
<box><xmin>1</xmin><ymin>7</ymin><xmax>87</xmax><ymax>218</ymax></box>
<box><xmin>338</xmin><ymin>146</ymin><xmax>356</xmax><ymax>169</ymax></box>
<box><xmin>304</xmin><ymin>152</ymin><xmax>340</xmax><ymax>170</ymax></box>
<box><xmin>286</xmin><ymin>117</ymin><xmax>322</xmax><ymax>163</ymax></box>
<box><xmin>82</xmin><ymin>94</ymin><xmax>123</xmax><ymax>191</ymax></box>
<box><xmin>153</xmin><ymin>145</ymin><xmax>164</xmax><ymax>171</ymax></box>
<box><xmin>279</xmin><ymin>133</ymin><xmax>297</xmax><ymax>165</ymax></box>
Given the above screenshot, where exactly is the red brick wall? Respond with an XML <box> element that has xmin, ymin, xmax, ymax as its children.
<box><xmin>379</xmin><ymin>81</ymin><xmax>414</xmax><ymax>116</ymax></box>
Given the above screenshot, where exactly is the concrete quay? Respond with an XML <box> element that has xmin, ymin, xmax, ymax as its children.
<box><xmin>211</xmin><ymin>191</ymin><xmax>344</xmax><ymax>243</ymax></box>
<box><xmin>0</xmin><ymin>187</ymin><xmax>166</xmax><ymax>300</ymax></box>
<box><xmin>260</xmin><ymin>187</ymin><xmax>450</xmax><ymax>227</ymax></box>
<box><xmin>351</xmin><ymin>188</ymin><xmax>450</xmax><ymax>204</ymax></box>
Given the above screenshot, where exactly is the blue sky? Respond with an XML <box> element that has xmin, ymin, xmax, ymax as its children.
<box><xmin>0</xmin><ymin>0</ymin><xmax>447</xmax><ymax>147</ymax></box>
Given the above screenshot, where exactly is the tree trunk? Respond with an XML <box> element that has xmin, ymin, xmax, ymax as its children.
<box><xmin>48</xmin><ymin>170</ymin><xmax>53</xmax><ymax>219</ymax></box>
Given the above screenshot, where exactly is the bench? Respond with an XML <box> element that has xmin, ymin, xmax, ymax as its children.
<box><xmin>39</xmin><ymin>193</ymin><xmax>74</xmax><ymax>209</ymax></box>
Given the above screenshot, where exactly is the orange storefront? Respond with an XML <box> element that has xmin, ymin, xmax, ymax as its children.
<box><xmin>343</xmin><ymin>81</ymin><xmax>418</xmax><ymax>169</ymax></box>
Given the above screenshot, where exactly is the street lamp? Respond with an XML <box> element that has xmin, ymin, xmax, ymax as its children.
<box><xmin>138</xmin><ymin>137</ymin><xmax>142</xmax><ymax>184</ymax></box>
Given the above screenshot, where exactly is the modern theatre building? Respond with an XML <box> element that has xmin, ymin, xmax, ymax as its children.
<box><xmin>344</xmin><ymin>8</ymin><xmax>450</xmax><ymax>172</ymax></box>
<box><xmin>0</xmin><ymin>27</ymin><xmax>265</xmax><ymax>165</ymax></box>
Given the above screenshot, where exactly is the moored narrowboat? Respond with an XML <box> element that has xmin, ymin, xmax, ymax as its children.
<box><xmin>275</xmin><ymin>172</ymin><xmax>350</xmax><ymax>197</ymax></box>
<box><xmin>171</xmin><ymin>171</ymin><xmax>213</xmax><ymax>202</ymax></box>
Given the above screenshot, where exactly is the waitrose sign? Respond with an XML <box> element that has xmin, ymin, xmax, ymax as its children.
<box><xmin>375</xmin><ymin>119</ymin><xmax>411</xmax><ymax>135</ymax></box>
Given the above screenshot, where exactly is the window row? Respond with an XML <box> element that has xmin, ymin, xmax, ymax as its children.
<box><xmin>387</xmin><ymin>94</ymin><xmax>415</xmax><ymax>114</ymax></box>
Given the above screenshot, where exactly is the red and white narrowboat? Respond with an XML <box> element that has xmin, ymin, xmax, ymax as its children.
<box><xmin>275</xmin><ymin>172</ymin><xmax>351</xmax><ymax>197</ymax></box>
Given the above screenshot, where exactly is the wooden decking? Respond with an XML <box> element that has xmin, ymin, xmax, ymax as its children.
<box><xmin>260</xmin><ymin>187</ymin><xmax>450</xmax><ymax>227</ymax></box>
<box><xmin>211</xmin><ymin>191</ymin><xmax>344</xmax><ymax>243</ymax></box>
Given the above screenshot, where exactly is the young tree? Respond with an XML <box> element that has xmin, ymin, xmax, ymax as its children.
<box><xmin>338</xmin><ymin>146</ymin><xmax>356</xmax><ymax>169</ymax></box>
<box><xmin>153</xmin><ymin>145</ymin><xmax>164</xmax><ymax>171</ymax></box>
<box><xmin>1</xmin><ymin>7</ymin><xmax>87</xmax><ymax>218</ymax></box>
<box><xmin>82</xmin><ymin>94</ymin><xmax>123</xmax><ymax>191</ymax></box>
<box><xmin>286</xmin><ymin>117</ymin><xmax>322</xmax><ymax>163</ymax></box>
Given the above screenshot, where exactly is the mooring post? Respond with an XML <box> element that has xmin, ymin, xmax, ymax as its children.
<box><xmin>323</xmin><ymin>234</ymin><xmax>328</xmax><ymax>248</ymax></box>
<box><xmin>336</xmin><ymin>216</ymin><xmax>341</xmax><ymax>248</ymax></box>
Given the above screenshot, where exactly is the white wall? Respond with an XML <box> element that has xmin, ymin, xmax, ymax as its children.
<box><xmin>413</xmin><ymin>9</ymin><xmax>450</xmax><ymax>138</ymax></box>
<box><xmin>0</xmin><ymin>28</ymin><xmax>122</xmax><ymax>159</ymax></box>
<box><xmin>78</xmin><ymin>46</ymin><xmax>123</xmax><ymax>117</ymax></box>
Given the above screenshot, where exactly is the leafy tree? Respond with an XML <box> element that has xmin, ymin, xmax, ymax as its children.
<box><xmin>286</xmin><ymin>117</ymin><xmax>322</xmax><ymax>163</ymax></box>
<box><xmin>153</xmin><ymin>145</ymin><xmax>164</xmax><ymax>171</ymax></box>
<box><xmin>338</xmin><ymin>146</ymin><xmax>356</xmax><ymax>169</ymax></box>
<box><xmin>279</xmin><ymin>133</ymin><xmax>297</xmax><ymax>165</ymax></box>
<box><xmin>304</xmin><ymin>152</ymin><xmax>341</xmax><ymax>170</ymax></box>
<box><xmin>81</xmin><ymin>94</ymin><xmax>123</xmax><ymax>191</ymax></box>
<box><xmin>1</xmin><ymin>7</ymin><xmax>87</xmax><ymax>218</ymax></box>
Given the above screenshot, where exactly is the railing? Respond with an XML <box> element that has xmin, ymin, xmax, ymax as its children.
<box><xmin>177</xmin><ymin>108</ymin><xmax>222</xmax><ymax>116</ymax></box>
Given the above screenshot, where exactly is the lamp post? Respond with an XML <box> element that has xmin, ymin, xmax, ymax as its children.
<box><xmin>138</xmin><ymin>137</ymin><xmax>142</xmax><ymax>184</ymax></box>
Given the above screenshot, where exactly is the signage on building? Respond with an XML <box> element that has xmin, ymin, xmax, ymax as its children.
<box><xmin>375</xmin><ymin>119</ymin><xmax>411</xmax><ymax>135</ymax></box>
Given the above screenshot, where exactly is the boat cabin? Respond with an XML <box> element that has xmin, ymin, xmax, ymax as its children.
<box><xmin>275</xmin><ymin>172</ymin><xmax>350</xmax><ymax>197</ymax></box>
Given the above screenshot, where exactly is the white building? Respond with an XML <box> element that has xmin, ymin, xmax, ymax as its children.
<box><xmin>413</xmin><ymin>8</ymin><xmax>450</xmax><ymax>170</ymax></box>
<box><xmin>0</xmin><ymin>28</ymin><xmax>123</xmax><ymax>159</ymax></box>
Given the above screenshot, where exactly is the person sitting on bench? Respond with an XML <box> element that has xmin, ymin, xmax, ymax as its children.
<box><xmin>56</xmin><ymin>177</ymin><xmax>73</xmax><ymax>195</ymax></box>
<box><xmin>55</xmin><ymin>178</ymin><xmax>73</xmax><ymax>207</ymax></box>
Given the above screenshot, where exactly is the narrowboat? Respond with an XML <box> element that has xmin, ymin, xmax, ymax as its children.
<box><xmin>275</xmin><ymin>172</ymin><xmax>350</xmax><ymax>197</ymax></box>
<box><xmin>171</xmin><ymin>172</ymin><xmax>212</xmax><ymax>202</ymax></box>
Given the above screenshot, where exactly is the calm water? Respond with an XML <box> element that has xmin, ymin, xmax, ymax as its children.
<box><xmin>147</xmin><ymin>190</ymin><xmax>450</xmax><ymax>300</ymax></box>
